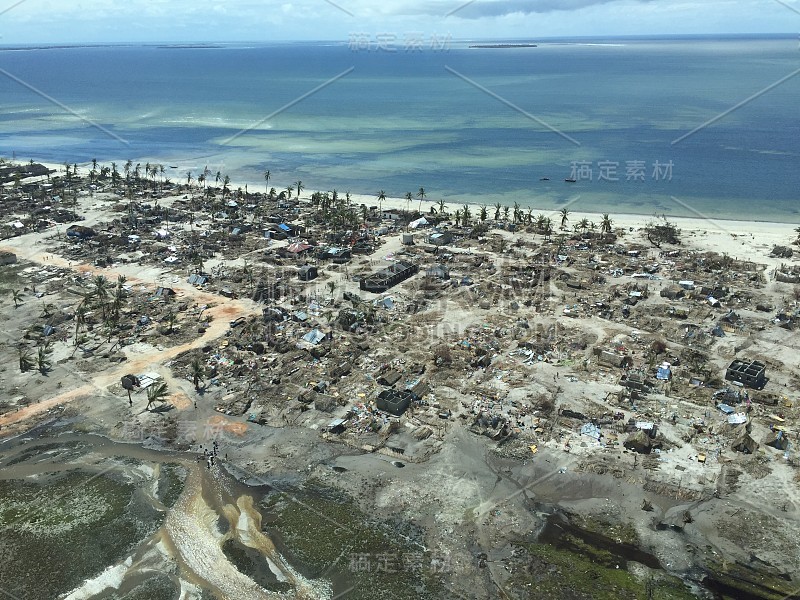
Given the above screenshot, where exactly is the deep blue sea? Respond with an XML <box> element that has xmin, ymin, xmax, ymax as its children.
<box><xmin>0</xmin><ymin>36</ymin><xmax>798</xmax><ymax>221</ymax></box>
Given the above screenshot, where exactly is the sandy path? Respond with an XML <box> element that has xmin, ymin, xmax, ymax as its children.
<box><xmin>0</xmin><ymin>220</ymin><xmax>263</xmax><ymax>431</ymax></box>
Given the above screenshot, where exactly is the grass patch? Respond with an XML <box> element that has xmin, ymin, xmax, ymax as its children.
<box><xmin>509</xmin><ymin>542</ymin><xmax>696</xmax><ymax>600</ymax></box>
<box><xmin>157</xmin><ymin>462</ymin><xmax>187</xmax><ymax>508</ymax></box>
<box><xmin>0</xmin><ymin>470</ymin><xmax>164</xmax><ymax>599</ymax></box>
<box><xmin>263</xmin><ymin>482</ymin><xmax>445</xmax><ymax>600</ymax></box>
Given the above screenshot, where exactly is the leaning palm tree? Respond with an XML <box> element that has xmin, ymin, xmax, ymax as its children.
<box><xmin>146</xmin><ymin>381</ymin><xmax>169</xmax><ymax>411</ymax></box>
<box><xmin>11</xmin><ymin>289</ymin><xmax>22</xmax><ymax>308</ymax></box>
<box><xmin>190</xmin><ymin>357</ymin><xmax>205</xmax><ymax>391</ymax></box>
<box><xmin>559</xmin><ymin>207</ymin><xmax>570</xmax><ymax>230</ymax></box>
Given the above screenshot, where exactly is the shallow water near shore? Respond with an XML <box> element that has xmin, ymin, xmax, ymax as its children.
<box><xmin>1</xmin><ymin>35</ymin><xmax>798</xmax><ymax>221</ymax></box>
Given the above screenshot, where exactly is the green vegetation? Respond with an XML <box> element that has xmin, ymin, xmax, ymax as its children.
<box><xmin>0</xmin><ymin>471</ymin><xmax>164</xmax><ymax>599</ymax></box>
<box><xmin>222</xmin><ymin>539</ymin><xmax>291</xmax><ymax>593</ymax></box>
<box><xmin>509</xmin><ymin>541</ymin><xmax>696</xmax><ymax>600</ymax></box>
<box><xmin>156</xmin><ymin>463</ymin><xmax>187</xmax><ymax>508</ymax></box>
<box><xmin>263</xmin><ymin>483</ymin><xmax>445</xmax><ymax>600</ymax></box>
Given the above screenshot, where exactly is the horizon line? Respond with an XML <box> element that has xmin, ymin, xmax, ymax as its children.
<box><xmin>0</xmin><ymin>32</ymin><xmax>797</xmax><ymax>48</ymax></box>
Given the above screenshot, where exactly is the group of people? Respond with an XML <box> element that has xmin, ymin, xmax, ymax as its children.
<box><xmin>197</xmin><ymin>439</ymin><xmax>224</xmax><ymax>469</ymax></box>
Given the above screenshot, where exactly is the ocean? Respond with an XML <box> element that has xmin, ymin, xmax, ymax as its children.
<box><xmin>0</xmin><ymin>36</ymin><xmax>798</xmax><ymax>221</ymax></box>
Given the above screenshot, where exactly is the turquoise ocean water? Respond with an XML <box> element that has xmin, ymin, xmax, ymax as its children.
<box><xmin>0</xmin><ymin>36</ymin><xmax>798</xmax><ymax>221</ymax></box>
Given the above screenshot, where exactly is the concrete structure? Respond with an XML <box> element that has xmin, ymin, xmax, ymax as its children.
<box><xmin>725</xmin><ymin>359</ymin><xmax>767</xmax><ymax>389</ymax></box>
<box><xmin>360</xmin><ymin>261</ymin><xmax>418</xmax><ymax>293</ymax></box>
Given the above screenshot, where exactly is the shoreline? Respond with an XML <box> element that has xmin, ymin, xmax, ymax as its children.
<box><xmin>30</xmin><ymin>159</ymin><xmax>800</xmax><ymax>238</ymax></box>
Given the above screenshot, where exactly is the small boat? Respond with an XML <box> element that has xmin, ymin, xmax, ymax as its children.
<box><xmin>539</xmin><ymin>177</ymin><xmax>550</xmax><ymax>181</ymax></box>
<box><xmin>565</xmin><ymin>178</ymin><xmax>577</xmax><ymax>183</ymax></box>
<box><xmin>169</xmin><ymin>165</ymin><xmax>178</xmax><ymax>169</ymax></box>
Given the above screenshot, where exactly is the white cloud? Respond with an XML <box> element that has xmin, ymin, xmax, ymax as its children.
<box><xmin>0</xmin><ymin>0</ymin><xmax>793</xmax><ymax>43</ymax></box>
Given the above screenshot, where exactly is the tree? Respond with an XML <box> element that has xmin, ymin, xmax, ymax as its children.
<box><xmin>417</xmin><ymin>187</ymin><xmax>426</xmax><ymax>212</ymax></box>
<box><xmin>461</xmin><ymin>204</ymin><xmax>471</xmax><ymax>227</ymax></box>
<box><xmin>404</xmin><ymin>192</ymin><xmax>413</xmax><ymax>215</ymax></box>
<box><xmin>74</xmin><ymin>303</ymin><xmax>87</xmax><ymax>346</ymax></box>
<box><xmin>11</xmin><ymin>289</ymin><xmax>22</xmax><ymax>308</ymax></box>
<box><xmin>377</xmin><ymin>190</ymin><xmax>386</xmax><ymax>212</ymax></box>
<box><xmin>543</xmin><ymin>217</ymin><xmax>553</xmax><ymax>241</ymax></box>
<box><xmin>190</xmin><ymin>357</ymin><xmax>205</xmax><ymax>391</ymax></box>
<box><xmin>480</xmin><ymin>205</ymin><xmax>487</xmax><ymax>222</ymax></box>
<box><xmin>264</xmin><ymin>169</ymin><xmax>271</xmax><ymax>194</ymax></box>
<box><xmin>645</xmin><ymin>217</ymin><xmax>681</xmax><ymax>248</ymax></box>
<box><xmin>494</xmin><ymin>203</ymin><xmax>502</xmax><ymax>221</ymax></box>
<box><xmin>18</xmin><ymin>347</ymin><xmax>33</xmax><ymax>372</ymax></box>
<box><xmin>146</xmin><ymin>381</ymin><xmax>169</xmax><ymax>411</ymax></box>
<box><xmin>601</xmin><ymin>213</ymin><xmax>613</xmax><ymax>239</ymax></box>
<box><xmin>37</xmin><ymin>344</ymin><xmax>52</xmax><ymax>375</ymax></box>
<box><xmin>295</xmin><ymin>180</ymin><xmax>303</xmax><ymax>199</ymax></box>
<box><xmin>560</xmin><ymin>208</ymin><xmax>570</xmax><ymax>230</ymax></box>
<box><xmin>454</xmin><ymin>209</ymin><xmax>462</xmax><ymax>228</ymax></box>
<box><xmin>438</xmin><ymin>198</ymin><xmax>447</xmax><ymax>215</ymax></box>
<box><xmin>326</xmin><ymin>280</ymin><xmax>336</xmax><ymax>298</ymax></box>
<box><xmin>578</xmin><ymin>218</ymin><xmax>589</xmax><ymax>234</ymax></box>
<box><xmin>502</xmin><ymin>206</ymin><xmax>510</xmax><ymax>222</ymax></box>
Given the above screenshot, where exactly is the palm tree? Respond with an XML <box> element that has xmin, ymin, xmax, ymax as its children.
<box><xmin>264</xmin><ymin>169</ymin><xmax>271</xmax><ymax>194</ymax></box>
<box><xmin>513</xmin><ymin>202</ymin><xmax>520</xmax><ymax>224</ymax></box>
<box><xmin>37</xmin><ymin>344</ymin><xmax>51</xmax><ymax>374</ymax></box>
<box><xmin>601</xmin><ymin>213</ymin><xmax>613</xmax><ymax>239</ymax></box>
<box><xmin>286</xmin><ymin>185</ymin><xmax>293</xmax><ymax>199</ymax></box>
<box><xmin>11</xmin><ymin>289</ymin><xmax>22</xmax><ymax>308</ymax></box>
<box><xmin>74</xmin><ymin>303</ymin><xmax>87</xmax><ymax>346</ymax></box>
<box><xmin>92</xmin><ymin>275</ymin><xmax>109</xmax><ymax>318</ymax></box>
<box><xmin>480</xmin><ymin>205</ymin><xmax>487</xmax><ymax>222</ymax></box>
<box><xmin>404</xmin><ymin>192</ymin><xmax>413</xmax><ymax>215</ymax></box>
<box><xmin>454</xmin><ymin>209</ymin><xmax>462</xmax><ymax>227</ymax></box>
<box><xmin>502</xmin><ymin>206</ymin><xmax>510</xmax><ymax>222</ymax></box>
<box><xmin>578</xmin><ymin>218</ymin><xmax>589</xmax><ymax>234</ymax></box>
<box><xmin>295</xmin><ymin>180</ymin><xmax>304</xmax><ymax>200</ymax></box>
<box><xmin>326</xmin><ymin>280</ymin><xmax>336</xmax><ymax>298</ymax></box>
<box><xmin>18</xmin><ymin>347</ymin><xmax>33</xmax><ymax>372</ymax></box>
<box><xmin>437</xmin><ymin>198</ymin><xmax>447</xmax><ymax>215</ymax></box>
<box><xmin>462</xmin><ymin>204</ymin><xmax>471</xmax><ymax>226</ymax></box>
<box><xmin>559</xmin><ymin>208</ymin><xmax>570</xmax><ymax>230</ymax></box>
<box><xmin>543</xmin><ymin>217</ymin><xmax>553</xmax><ymax>241</ymax></box>
<box><xmin>416</xmin><ymin>187</ymin><xmax>426</xmax><ymax>213</ymax></box>
<box><xmin>494</xmin><ymin>203</ymin><xmax>502</xmax><ymax>221</ymax></box>
<box><xmin>146</xmin><ymin>381</ymin><xmax>169</xmax><ymax>411</ymax></box>
<box><xmin>190</xmin><ymin>357</ymin><xmax>205</xmax><ymax>391</ymax></box>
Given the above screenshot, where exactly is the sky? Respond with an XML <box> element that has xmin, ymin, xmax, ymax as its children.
<box><xmin>0</xmin><ymin>0</ymin><xmax>797</xmax><ymax>44</ymax></box>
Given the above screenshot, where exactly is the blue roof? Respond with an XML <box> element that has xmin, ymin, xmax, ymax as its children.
<box><xmin>279</xmin><ymin>223</ymin><xmax>291</xmax><ymax>231</ymax></box>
